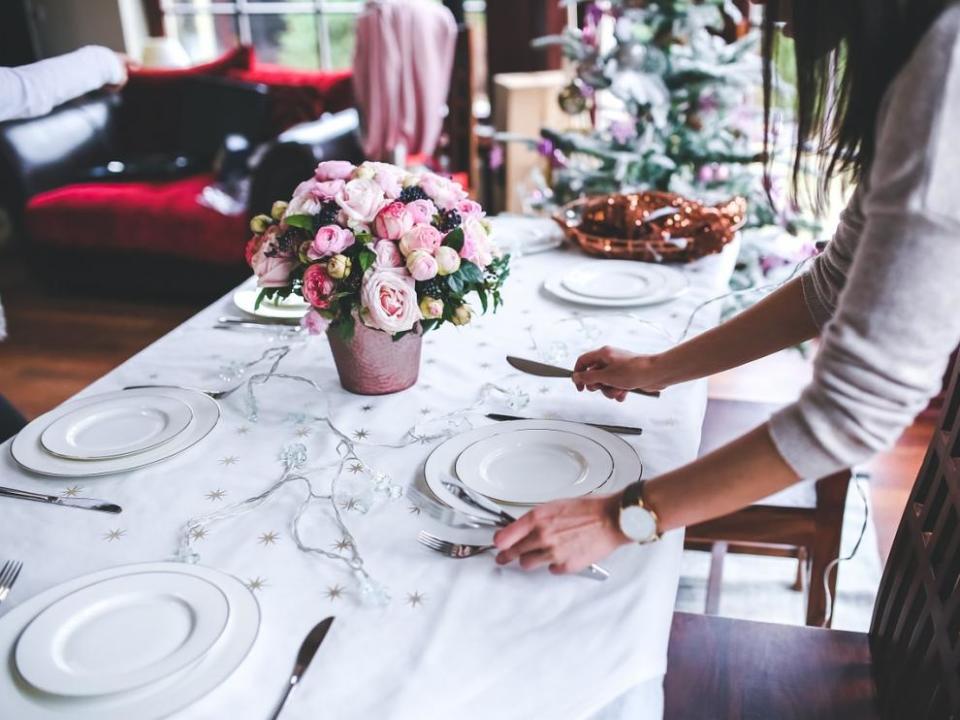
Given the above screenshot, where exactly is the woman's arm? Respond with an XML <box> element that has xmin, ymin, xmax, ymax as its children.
<box><xmin>572</xmin><ymin>275</ymin><xmax>819</xmax><ymax>399</ymax></box>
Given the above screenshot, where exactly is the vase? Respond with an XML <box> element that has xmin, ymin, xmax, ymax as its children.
<box><xmin>327</xmin><ymin>321</ymin><xmax>422</xmax><ymax>395</ymax></box>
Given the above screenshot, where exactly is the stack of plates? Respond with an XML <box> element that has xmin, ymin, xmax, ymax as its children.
<box><xmin>11</xmin><ymin>388</ymin><xmax>220</xmax><ymax>478</ymax></box>
<box><xmin>232</xmin><ymin>289</ymin><xmax>308</xmax><ymax>322</ymax></box>
<box><xmin>0</xmin><ymin>562</ymin><xmax>259</xmax><ymax>719</ymax></box>
<box><xmin>421</xmin><ymin>419</ymin><xmax>642</xmax><ymax>513</ymax></box>
<box><xmin>544</xmin><ymin>260</ymin><xmax>688</xmax><ymax>308</ymax></box>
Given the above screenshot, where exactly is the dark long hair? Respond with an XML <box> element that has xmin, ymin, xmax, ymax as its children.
<box><xmin>762</xmin><ymin>0</ymin><xmax>952</xmax><ymax>207</ymax></box>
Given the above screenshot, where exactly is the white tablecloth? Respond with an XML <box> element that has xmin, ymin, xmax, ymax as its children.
<box><xmin>0</xmin><ymin>240</ymin><xmax>736</xmax><ymax>720</ymax></box>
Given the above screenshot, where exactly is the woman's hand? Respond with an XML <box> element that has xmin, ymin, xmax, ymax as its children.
<box><xmin>572</xmin><ymin>346</ymin><xmax>668</xmax><ymax>402</ymax></box>
<box><xmin>493</xmin><ymin>494</ymin><xmax>631</xmax><ymax>574</ymax></box>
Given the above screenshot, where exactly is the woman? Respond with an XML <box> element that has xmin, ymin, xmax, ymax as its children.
<box><xmin>494</xmin><ymin>0</ymin><xmax>960</xmax><ymax>571</ymax></box>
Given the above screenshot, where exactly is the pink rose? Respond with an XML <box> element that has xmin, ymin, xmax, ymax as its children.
<box><xmin>252</xmin><ymin>227</ymin><xmax>295</xmax><ymax>287</ymax></box>
<box><xmin>373</xmin><ymin>202</ymin><xmax>414</xmax><ymax>240</ymax></box>
<box><xmin>335</xmin><ymin>178</ymin><xmax>388</xmax><ymax>225</ymax></box>
<box><xmin>456</xmin><ymin>199</ymin><xmax>484</xmax><ymax>220</ymax></box>
<box><xmin>419</xmin><ymin>172</ymin><xmax>468</xmax><ymax>210</ymax></box>
<box><xmin>302</xmin><ymin>263</ymin><xmax>336</xmax><ymax>309</ymax></box>
<box><xmin>460</xmin><ymin>218</ymin><xmax>490</xmax><ymax>263</ymax></box>
<box><xmin>373</xmin><ymin>239</ymin><xmax>405</xmax><ymax>268</ymax></box>
<box><xmin>307</xmin><ymin>225</ymin><xmax>355</xmax><ymax>260</ymax></box>
<box><xmin>315</xmin><ymin>160</ymin><xmax>356</xmax><ymax>181</ymax></box>
<box><xmin>399</xmin><ymin>224</ymin><xmax>443</xmax><ymax>256</ymax></box>
<box><xmin>285</xmin><ymin>192</ymin><xmax>323</xmax><ymax>217</ymax></box>
<box><xmin>360</xmin><ymin>268</ymin><xmax>421</xmax><ymax>335</ymax></box>
<box><xmin>435</xmin><ymin>245</ymin><xmax>461</xmax><ymax>276</ymax></box>
<box><xmin>360</xmin><ymin>162</ymin><xmax>407</xmax><ymax>199</ymax></box>
<box><xmin>406</xmin><ymin>198</ymin><xmax>437</xmax><ymax>225</ymax></box>
<box><xmin>293</xmin><ymin>178</ymin><xmax>344</xmax><ymax>202</ymax></box>
<box><xmin>406</xmin><ymin>249</ymin><xmax>438</xmax><ymax>281</ymax></box>
<box><xmin>300</xmin><ymin>309</ymin><xmax>330</xmax><ymax>335</ymax></box>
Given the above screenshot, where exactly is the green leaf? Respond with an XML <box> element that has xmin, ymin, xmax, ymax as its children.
<box><xmin>254</xmin><ymin>287</ymin><xmax>281</xmax><ymax>310</ymax></box>
<box><xmin>358</xmin><ymin>248</ymin><xmax>377</xmax><ymax>273</ymax></box>
<box><xmin>444</xmin><ymin>227</ymin><xmax>465</xmax><ymax>253</ymax></box>
<box><xmin>478</xmin><ymin>289</ymin><xmax>489</xmax><ymax>314</ymax></box>
<box><xmin>285</xmin><ymin>214</ymin><xmax>315</xmax><ymax>231</ymax></box>
<box><xmin>447</xmin><ymin>273</ymin><xmax>465</xmax><ymax>295</ymax></box>
<box><xmin>333</xmin><ymin>314</ymin><xmax>355</xmax><ymax>341</ymax></box>
<box><xmin>458</xmin><ymin>261</ymin><xmax>483</xmax><ymax>283</ymax></box>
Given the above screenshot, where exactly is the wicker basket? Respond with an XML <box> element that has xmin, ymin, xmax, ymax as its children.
<box><xmin>552</xmin><ymin>191</ymin><xmax>747</xmax><ymax>264</ymax></box>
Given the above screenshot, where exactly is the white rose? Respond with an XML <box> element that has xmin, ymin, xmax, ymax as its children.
<box><xmin>285</xmin><ymin>192</ymin><xmax>324</xmax><ymax>217</ymax></box>
<box><xmin>419</xmin><ymin>172</ymin><xmax>468</xmax><ymax>211</ymax></box>
<box><xmin>335</xmin><ymin>178</ymin><xmax>389</xmax><ymax>224</ymax></box>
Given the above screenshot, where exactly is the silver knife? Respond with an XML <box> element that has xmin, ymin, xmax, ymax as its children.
<box><xmin>441</xmin><ymin>480</ymin><xmax>610</xmax><ymax>582</ymax></box>
<box><xmin>218</xmin><ymin>316</ymin><xmax>300</xmax><ymax>327</ymax></box>
<box><xmin>505</xmin><ymin>356</ymin><xmax>661</xmax><ymax>398</ymax></box>
<box><xmin>486</xmin><ymin>413</ymin><xmax>643</xmax><ymax>436</ymax></box>
<box><xmin>269</xmin><ymin>617</ymin><xmax>335</xmax><ymax>720</ymax></box>
<box><xmin>0</xmin><ymin>486</ymin><xmax>121</xmax><ymax>514</ymax></box>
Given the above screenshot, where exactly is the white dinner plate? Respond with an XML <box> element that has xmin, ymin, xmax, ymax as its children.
<box><xmin>422</xmin><ymin>420</ymin><xmax>642</xmax><ymax>515</ymax></box>
<box><xmin>232</xmin><ymin>289</ymin><xmax>308</xmax><ymax>321</ymax></box>
<box><xmin>11</xmin><ymin>388</ymin><xmax>220</xmax><ymax>478</ymax></box>
<box><xmin>16</xmin><ymin>572</ymin><xmax>230</xmax><ymax>697</ymax></box>
<box><xmin>0</xmin><ymin>562</ymin><xmax>259</xmax><ymax>720</ymax></box>
<box><xmin>455</xmin><ymin>428</ymin><xmax>614</xmax><ymax>504</ymax></box>
<box><xmin>40</xmin><ymin>395</ymin><xmax>194</xmax><ymax>461</ymax></box>
<box><xmin>561</xmin><ymin>264</ymin><xmax>669</xmax><ymax>300</ymax></box>
<box><xmin>544</xmin><ymin>262</ymin><xmax>688</xmax><ymax>308</ymax></box>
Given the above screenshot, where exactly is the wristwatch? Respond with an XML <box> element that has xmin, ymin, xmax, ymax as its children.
<box><xmin>618</xmin><ymin>480</ymin><xmax>662</xmax><ymax>544</ymax></box>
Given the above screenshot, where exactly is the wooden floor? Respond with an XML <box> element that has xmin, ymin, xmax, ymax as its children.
<box><xmin>0</xmin><ymin>253</ymin><xmax>927</xmax><ymax>566</ymax></box>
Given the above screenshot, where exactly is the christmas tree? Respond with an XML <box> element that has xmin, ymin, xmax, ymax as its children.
<box><xmin>529</xmin><ymin>0</ymin><xmax>787</xmax><ymax>229</ymax></box>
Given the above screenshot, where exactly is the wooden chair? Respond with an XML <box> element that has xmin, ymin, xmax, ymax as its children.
<box><xmin>685</xmin><ymin>398</ymin><xmax>852</xmax><ymax>627</ymax></box>
<box><xmin>664</xmin><ymin>355</ymin><xmax>960</xmax><ymax>719</ymax></box>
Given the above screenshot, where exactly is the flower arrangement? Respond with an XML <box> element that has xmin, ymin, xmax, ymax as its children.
<box><xmin>246</xmin><ymin>161</ymin><xmax>510</xmax><ymax>341</ymax></box>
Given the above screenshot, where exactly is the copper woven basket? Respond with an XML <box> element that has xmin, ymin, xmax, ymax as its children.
<box><xmin>552</xmin><ymin>191</ymin><xmax>747</xmax><ymax>264</ymax></box>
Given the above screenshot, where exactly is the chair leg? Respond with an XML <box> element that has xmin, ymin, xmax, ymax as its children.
<box><xmin>792</xmin><ymin>547</ymin><xmax>807</xmax><ymax>591</ymax></box>
<box><xmin>806</xmin><ymin>471</ymin><xmax>851</xmax><ymax>627</ymax></box>
<box><xmin>705</xmin><ymin>541</ymin><xmax>728</xmax><ymax>615</ymax></box>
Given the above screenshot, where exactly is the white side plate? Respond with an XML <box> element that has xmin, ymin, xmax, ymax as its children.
<box><xmin>11</xmin><ymin>388</ymin><xmax>220</xmax><ymax>478</ymax></box>
<box><xmin>232</xmin><ymin>289</ymin><xmax>308</xmax><ymax>321</ymax></box>
<box><xmin>40</xmin><ymin>395</ymin><xmax>194</xmax><ymax>461</ymax></box>
<box><xmin>422</xmin><ymin>420</ymin><xmax>642</xmax><ymax>515</ymax></box>
<box><xmin>16</xmin><ymin>572</ymin><xmax>230</xmax><ymax>697</ymax></box>
<box><xmin>561</xmin><ymin>265</ymin><xmax>669</xmax><ymax>300</ymax></box>
<box><xmin>0</xmin><ymin>562</ymin><xmax>259</xmax><ymax>720</ymax></box>
<box><xmin>455</xmin><ymin>428</ymin><xmax>613</xmax><ymax>504</ymax></box>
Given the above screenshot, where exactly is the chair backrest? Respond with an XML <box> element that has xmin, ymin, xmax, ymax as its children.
<box><xmin>870</xmin><ymin>353</ymin><xmax>960</xmax><ymax>718</ymax></box>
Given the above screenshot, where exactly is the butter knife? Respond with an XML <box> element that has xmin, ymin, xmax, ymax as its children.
<box><xmin>0</xmin><ymin>486</ymin><xmax>121</xmax><ymax>514</ymax></box>
<box><xmin>506</xmin><ymin>356</ymin><xmax>661</xmax><ymax>398</ymax></box>
<box><xmin>269</xmin><ymin>617</ymin><xmax>335</xmax><ymax>720</ymax></box>
<box><xmin>486</xmin><ymin>413</ymin><xmax>643</xmax><ymax>436</ymax></box>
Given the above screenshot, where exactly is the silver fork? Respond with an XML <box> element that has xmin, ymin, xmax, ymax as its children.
<box><xmin>418</xmin><ymin>531</ymin><xmax>493</xmax><ymax>558</ymax></box>
<box><xmin>0</xmin><ymin>561</ymin><xmax>23</xmax><ymax>606</ymax></box>
<box><xmin>123</xmin><ymin>383</ymin><xmax>246</xmax><ymax>401</ymax></box>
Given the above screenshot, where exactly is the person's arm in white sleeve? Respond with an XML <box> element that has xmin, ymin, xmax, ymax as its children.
<box><xmin>0</xmin><ymin>46</ymin><xmax>126</xmax><ymax>123</ymax></box>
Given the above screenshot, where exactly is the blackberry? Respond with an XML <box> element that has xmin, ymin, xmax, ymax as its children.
<box><xmin>275</xmin><ymin>227</ymin><xmax>306</xmax><ymax>256</ymax></box>
<box><xmin>317</xmin><ymin>201</ymin><xmax>340</xmax><ymax>226</ymax></box>
<box><xmin>416</xmin><ymin>278</ymin><xmax>445</xmax><ymax>298</ymax></box>
<box><xmin>434</xmin><ymin>209</ymin><xmax>462</xmax><ymax>233</ymax></box>
<box><xmin>399</xmin><ymin>186</ymin><xmax>429</xmax><ymax>204</ymax></box>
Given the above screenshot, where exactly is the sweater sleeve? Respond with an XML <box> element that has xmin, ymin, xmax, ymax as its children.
<box><xmin>0</xmin><ymin>46</ymin><xmax>125</xmax><ymax>122</ymax></box>
<box><xmin>768</xmin><ymin>7</ymin><xmax>960</xmax><ymax>479</ymax></box>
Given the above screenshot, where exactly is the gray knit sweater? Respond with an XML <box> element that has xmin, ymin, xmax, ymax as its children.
<box><xmin>768</xmin><ymin>5</ymin><xmax>960</xmax><ymax>479</ymax></box>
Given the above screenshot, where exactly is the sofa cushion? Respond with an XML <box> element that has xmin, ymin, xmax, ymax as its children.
<box><xmin>25</xmin><ymin>174</ymin><xmax>248</xmax><ymax>266</ymax></box>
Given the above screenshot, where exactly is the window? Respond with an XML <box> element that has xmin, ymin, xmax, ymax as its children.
<box><xmin>161</xmin><ymin>1</ymin><xmax>365</xmax><ymax>70</ymax></box>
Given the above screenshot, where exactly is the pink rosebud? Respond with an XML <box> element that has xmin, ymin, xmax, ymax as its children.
<box><xmin>308</xmin><ymin>225</ymin><xmax>355</xmax><ymax>260</ymax></box>
<box><xmin>300</xmin><ymin>309</ymin><xmax>330</xmax><ymax>335</ymax></box>
<box><xmin>315</xmin><ymin>160</ymin><xmax>356</xmax><ymax>181</ymax></box>
<box><xmin>373</xmin><ymin>202</ymin><xmax>415</xmax><ymax>240</ymax></box>
<box><xmin>435</xmin><ymin>245</ymin><xmax>461</xmax><ymax>276</ymax></box>
<box><xmin>406</xmin><ymin>198</ymin><xmax>437</xmax><ymax>225</ymax></box>
<box><xmin>302</xmin><ymin>263</ymin><xmax>336</xmax><ymax>309</ymax></box>
<box><xmin>373</xmin><ymin>239</ymin><xmax>405</xmax><ymax>268</ymax></box>
<box><xmin>419</xmin><ymin>296</ymin><xmax>443</xmax><ymax>319</ymax></box>
<box><xmin>399</xmin><ymin>224</ymin><xmax>443</xmax><ymax>256</ymax></box>
<box><xmin>456</xmin><ymin>199</ymin><xmax>484</xmax><ymax>220</ymax></box>
<box><xmin>406</xmin><ymin>249</ymin><xmax>439</xmax><ymax>281</ymax></box>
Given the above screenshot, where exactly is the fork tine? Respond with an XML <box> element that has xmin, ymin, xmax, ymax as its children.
<box><xmin>417</xmin><ymin>532</ymin><xmax>448</xmax><ymax>552</ymax></box>
<box><xmin>6</xmin><ymin>562</ymin><xmax>22</xmax><ymax>590</ymax></box>
<box><xmin>0</xmin><ymin>561</ymin><xmax>13</xmax><ymax>590</ymax></box>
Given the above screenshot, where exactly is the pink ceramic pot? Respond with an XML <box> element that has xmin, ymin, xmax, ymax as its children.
<box><xmin>327</xmin><ymin>321</ymin><xmax>422</xmax><ymax>395</ymax></box>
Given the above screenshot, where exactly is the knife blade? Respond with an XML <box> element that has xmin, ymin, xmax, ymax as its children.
<box><xmin>505</xmin><ymin>356</ymin><xmax>661</xmax><ymax>398</ymax></box>
<box><xmin>486</xmin><ymin>413</ymin><xmax>643</xmax><ymax>436</ymax></box>
<box><xmin>269</xmin><ymin>617</ymin><xmax>335</xmax><ymax>720</ymax></box>
<box><xmin>0</xmin><ymin>486</ymin><xmax>122</xmax><ymax>514</ymax></box>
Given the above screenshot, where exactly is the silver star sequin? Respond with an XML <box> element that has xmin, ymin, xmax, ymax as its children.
<box><xmin>235</xmin><ymin>427</ymin><xmax>250</xmax><ymax>435</ymax></box>
<box><xmin>348</xmin><ymin>462</ymin><xmax>364</xmax><ymax>475</ymax></box>
<box><xmin>205</xmin><ymin>489</ymin><xmax>226</xmax><ymax>501</ymax></box>
<box><xmin>62</xmin><ymin>486</ymin><xmax>83</xmax><ymax>497</ymax></box>
<box><xmin>331</xmin><ymin>537</ymin><xmax>352</xmax><ymax>552</ymax></box>
<box><xmin>258</xmin><ymin>531</ymin><xmax>279</xmax><ymax>546</ymax></box>
<box><xmin>247</xmin><ymin>577</ymin><xmax>267</xmax><ymax>591</ymax></box>
<box><xmin>406</xmin><ymin>591</ymin><xmax>425</xmax><ymax>608</ymax></box>
<box><xmin>352</xmin><ymin>429</ymin><xmax>369</xmax><ymax>440</ymax></box>
<box><xmin>361</xmin><ymin>404</ymin><xmax>373</xmax><ymax>413</ymax></box>
<box><xmin>325</xmin><ymin>584</ymin><xmax>345</xmax><ymax>600</ymax></box>
<box><xmin>219</xmin><ymin>456</ymin><xmax>239</xmax><ymax>466</ymax></box>
<box><xmin>339</xmin><ymin>497</ymin><xmax>361</xmax><ymax>512</ymax></box>
<box><xmin>295</xmin><ymin>427</ymin><xmax>312</xmax><ymax>438</ymax></box>
<box><xmin>103</xmin><ymin>528</ymin><xmax>125</xmax><ymax>542</ymax></box>
<box><xmin>191</xmin><ymin>527</ymin><xmax>208</xmax><ymax>541</ymax></box>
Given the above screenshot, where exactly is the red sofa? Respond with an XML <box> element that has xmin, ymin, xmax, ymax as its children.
<box><xmin>0</xmin><ymin>47</ymin><xmax>359</xmax><ymax>298</ymax></box>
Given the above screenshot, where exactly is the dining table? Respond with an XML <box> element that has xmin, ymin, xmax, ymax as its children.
<box><xmin>0</xmin><ymin>227</ymin><xmax>738</xmax><ymax>720</ymax></box>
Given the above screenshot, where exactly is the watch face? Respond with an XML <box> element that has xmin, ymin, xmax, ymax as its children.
<box><xmin>620</xmin><ymin>505</ymin><xmax>657</xmax><ymax>543</ymax></box>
